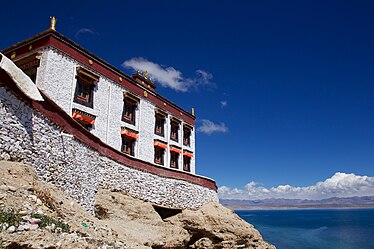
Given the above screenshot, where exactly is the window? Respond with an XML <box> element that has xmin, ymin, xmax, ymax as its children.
<box><xmin>170</xmin><ymin>146</ymin><xmax>181</xmax><ymax>169</ymax></box>
<box><xmin>72</xmin><ymin>109</ymin><xmax>96</xmax><ymax>131</ymax></box>
<box><xmin>154</xmin><ymin>140</ymin><xmax>167</xmax><ymax>165</ymax></box>
<box><xmin>183</xmin><ymin>156</ymin><xmax>191</xmax><ymax>172</ymax></box>
<box><xmin>121</xmin><ymin>128</ymin><xmax>138</xmax><ymax>156</ymax></box>
<box><xmin>15</xmin><ymin>53</ymin><xmax>41</xmax><ymax>83</ymax></box>
<box><xmin>154</xmin><ymin>146</ymin><xmax>165</xmax><ymax>165</ymax></box>
<box><xmin>122</xmin><ymin>136</ymin><xmax>136</xmax><ymax>156</ymax></box>
<box><xmin>155</xmin><ymin>114</ymin><xmax>165</xmax><ymax>136</ymax></box>
<box><xmin>170</xmin><ymin>151</ymin><xmax>179</xmax><ymax>169</ymax></box>
<box><xmin>170</xmin><ymin>120</ymin><xmax>179</xmax><ymax>142</ymax></box>
<box><xmin>123</xmin><ymin>96</ymin><xmax>138</xmax><ymax>125</ymax></box>
<box><xmin>183</xmin><ymin>127</ymin><xmax>191</xmax><ymax>146</ymax></box>
<box><xmin>183</xmin><ymin>151</ymin><xmax>193</xmax><ymax>172</ymax></box>
<box><xmin>74</xmin><ymin>68</ymin><xmax>98</xmax><ymax>108</ymax></box>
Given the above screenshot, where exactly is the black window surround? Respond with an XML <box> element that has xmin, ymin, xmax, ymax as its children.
<box><xmin>170</xmin><ymin>151</ymin><xmax>179</xmax><ymax>168</ymax></box>
<box><xmin>122</xmin><ymin>94</ymin><xmax>139</xmax><ymax>125</ymax></box>
<box><xmin>183</xmin><ymin>126</ymin><xmax>192</xmax><ymax>146</ymax></box>
<box><xmin>154</xmin><ymin>146</ymin><xmax>165</xmax><ymax>165</ymax></box>
<box><xmin>183</xmin><ymin>156</ymin><xmax>191</xmax><ymax>172</ymax></box>
<box><xmin>122</xmin><ymin>136</ymin><xmax>136</xmax><ymax>156</ymax></box>
<box><xmin>170</xmin><ymin>120</ymin><xmax>180</xmax><ymax>142</ymax></box>
<box><xmin>155</xmin><ymin>113</ymin><xmax>166</xmax><ymax>136</ymax></box>
<box><xmin>73</xmin><ymin>68</ymin><xmax>99</xmax><ymax>109</ymax></box>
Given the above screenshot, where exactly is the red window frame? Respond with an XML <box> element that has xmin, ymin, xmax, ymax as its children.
<box><xmin>123</xmin><ymin>97</ymin><xmax>137</xmax><ymax>125</ymax></box>
<box><xmin>183</xmin><ymin>156</ymin><xmax>191</xmax><ymax>172</ymax></box>
<box><xmin>170</xmin><ymin>121</ymin><xmax>179</xmax><ymax>142</ymax></box>
<box><xmin>74</xmin><ymin>73</ymin><xmax>95</xmax><ymax>108</ymax></box>
<box><xmin>122</xmin><ymin>136</ymin><xmax>135</xmax><ymax>156</ymax></box>
<box><xmin>154</xmin><ymin>146</ymin><xmax>165</xmax><ymax>165</ymax></box>
<box><xmin>155</xmin><ymin>114</ymin><xmax>165</xmax><ymax>136</ymax></box>
<box><xmin>170</xmin><ymin>151</ymin><xmax>179</xmax><ymax>169</ymax></box>
<box><xmin>183</xmin><ymin>127</ymin><xmax>191</xmax><ymax>146</ymax></box>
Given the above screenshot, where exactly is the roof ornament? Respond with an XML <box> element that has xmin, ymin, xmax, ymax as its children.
<box><xmin>136</xmin><ymin>69</ymin><xmax>154</xmax><ymax>83</ymax></box>
<box><xmin>49</xmin><ymin>16</ymin><xmax>57</xmax><ymax>31</ymax></box>
<box><xmin>143</xmin><ymin>70</ymin><xmax>149</xmax><ymax>79</ymax></box>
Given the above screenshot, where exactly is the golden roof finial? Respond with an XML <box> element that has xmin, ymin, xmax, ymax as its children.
<box><xmin>50</xmin><ymin>16</ymin><xmax>57</xmax><ymax>31</ymax></box>
<box><xmin>191</xmin><ymin>108</ymin><xmax>195</xmax><ymax>116</ymax></box>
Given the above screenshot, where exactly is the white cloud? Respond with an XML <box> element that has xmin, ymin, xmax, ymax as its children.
<box><xmin>122</xmin><ymin>57</ymin><xmax>214</xmax><ymax>92</ymax></box>
<box><xmin>197</xmin><ymin>119</ymin><xmax>228</xmax><ymax>135</ymax></box>
<box><xmin>218</xmin><ymin>172</ymin><xmax>374</xmax><ymax>200</ymax></box>
<box><xmin>195</xmin><ymin>69</ymin><xmax>213</xmax><ymax>84</ymax></box>
<box><xmin>220</xmin><ymin>101</ymin><xmax>228</xmax><ymax>108</ymax></box>
<box><xmin>75</xmin><ymin>28</ymin><xmax>97</xmax><ymax>38</ymax></box>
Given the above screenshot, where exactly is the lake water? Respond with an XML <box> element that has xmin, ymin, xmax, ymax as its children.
<box><xmin>236</xmin><ymin>209</ymin><xmax>374</xmax><ymax>249</ymax></box>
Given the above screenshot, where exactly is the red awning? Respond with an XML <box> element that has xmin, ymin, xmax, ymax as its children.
<box><xmin>72</xmin><ymin>111</ymin><xmax>95</xmax><ymax>125</ymax></box>
<box><xmin>183</xmin><ymin>151</ymin><xmax>193</xmax><ymax>158</ymax></box>
<box><xmin>154</xmin><ymin>141</ymin><xmax>167</xmax><ymax>149</ymax></box>
<box><xmin>170</xmin><ymin>146</ymin><xmax>182</xmax><ymax>154</ymax></box>
<box><xmin>121</xmin><ymin>129</ymin><xmax>138</xmax><ymax>139</ymax></box>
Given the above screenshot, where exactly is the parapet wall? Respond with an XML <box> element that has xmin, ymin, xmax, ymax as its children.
<box><xmin>0</xmin><ymin>70</ymin><xmax>218</xmax><ymax>212</ymax></box>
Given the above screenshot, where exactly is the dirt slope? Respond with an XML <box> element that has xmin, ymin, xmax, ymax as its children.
<box><xmin>0</xmin><ymin>161</ymin><xmax>275</xmax><ymax>249</ymax></box>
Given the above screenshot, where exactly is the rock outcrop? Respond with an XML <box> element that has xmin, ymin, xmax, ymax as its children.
<box><xmin>0</xmin><ymin>161</ymin><xmax>275</xmax><ymax>249</ymax></box>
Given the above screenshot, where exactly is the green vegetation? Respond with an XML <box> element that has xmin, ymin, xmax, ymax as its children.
<box><xmin>0</xmin><ymin>209</ymin><xmax>21</xmax><ymax>227</ymax></box>
<box><xmin>0</xmin><ymin>209</ymin><xmax>70</xmax><ymax>233</ymax></box>
<box><xmin>30</xmin><ymin>213</ymin><xmax>70</xmax><ymax>233</ymax></box>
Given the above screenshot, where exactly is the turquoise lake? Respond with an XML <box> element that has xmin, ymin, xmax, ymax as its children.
<box><xmin>236</xmin><ymin>208</ymin><xmax>374</xmax><ymax>249</ymax></box>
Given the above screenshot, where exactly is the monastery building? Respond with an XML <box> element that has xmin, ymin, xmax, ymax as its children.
<box><xmin>2</xmin><ymin>17</ymin><xmax>196</xmax><ymax>174</ymax></box>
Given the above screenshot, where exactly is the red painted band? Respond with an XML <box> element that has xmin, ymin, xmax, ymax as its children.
<box><xmin>0</xmin><ymin>68</ymin><xmax>216</xmax><ymax>190</ymax></box>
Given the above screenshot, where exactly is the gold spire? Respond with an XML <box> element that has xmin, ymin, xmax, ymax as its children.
<box><xmin>50</xmin><ymin>16</ymin><xmax>57</xmax><ymax>31</ymax></box>
<box><xmin>191</xmin><ymin>108</ymin><xmax>195</xmax><ymax>116</ymax></box>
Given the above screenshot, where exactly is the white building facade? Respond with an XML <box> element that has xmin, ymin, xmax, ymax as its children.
<box><xmin>4</xmin><ymin>27</ymin><xmax>196</xmax><ymax>174</ymax></box>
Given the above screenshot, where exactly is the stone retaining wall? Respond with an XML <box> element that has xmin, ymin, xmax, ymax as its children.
<box><xmin>0</xmin><ymin>80</ymin><xmax>218</xmax><ymax>212</ymax></box>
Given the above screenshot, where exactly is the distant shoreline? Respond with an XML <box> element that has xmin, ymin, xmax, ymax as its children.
<box><xmin>225</xmin><ymin>205</ymin><xmax>374</xmax><ymax>211</ymax></box>
<box><xmin>220</xmin><ymin>196</ymin><xmax>374</xmax><ymax>211</ymax></box>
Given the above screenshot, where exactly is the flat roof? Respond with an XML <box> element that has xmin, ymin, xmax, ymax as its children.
<box><xmin>1</xmin><ymin>29</ymin><xmax>196</xmax><ymax>125</ymax></box>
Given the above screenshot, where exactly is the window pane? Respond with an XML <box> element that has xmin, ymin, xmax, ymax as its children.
<box><xmin>74</xmin><ymin>75</ymin><xmax>94</xmax><ymax>108</ymax></box>
<box><xmin>123</xmin><ymin>98</ymin><xmax>137</xmax><ymax>124</ymax></box>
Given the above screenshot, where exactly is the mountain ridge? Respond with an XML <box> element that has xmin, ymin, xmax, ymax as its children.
<box><xmin>220</xmin><ymin>196</ymin><xmax>374</xmax><ymax>210</ymax></box>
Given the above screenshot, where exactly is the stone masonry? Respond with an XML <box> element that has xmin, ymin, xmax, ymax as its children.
<box><xmin>0</xmin><ymin>82</ymin><xmax>218</xmax><ymax>212</ymax></box>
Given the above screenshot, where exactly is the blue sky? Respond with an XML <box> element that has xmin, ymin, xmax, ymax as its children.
<box><xmin>1</xmin><ymin>0</ymin><xmax>374</xmax><ymax>199</ymax></box>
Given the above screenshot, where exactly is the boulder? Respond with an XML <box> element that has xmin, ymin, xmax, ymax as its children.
<box><xmin>0</xmin><ymin>160</ymin><xmax>276</xmax><ymax>249</ymax></box>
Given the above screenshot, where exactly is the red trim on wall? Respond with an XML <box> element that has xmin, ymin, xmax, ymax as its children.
<box><xmin>5</xmin><ymin>35</ymin><xmax>51</xmax><ymax>59</ymax></box>
<box><xmin>72</xmin><ymin>111</ymin><xmax>95</xmax><ymax>125</ymax></box>
<box><xmin>183</xmin><ymin>151</ymin><xmax>193</xmax><ymax>158</ymax></box>
<box><xmin>154</xmin><ymin>141</ymin><xmax>168</xmax><ymax>149</ymax></box>
<box><xmin>120</xmin><ymin>129</ymin><xmax>138</xmax><ymax>139</ymax></box>
<box><xmin>36</xmin><ymin>95</ymin><xmax>216</xmax><ymax>189</ymax></box>
<box><xmin>2</xmin><ymin>31</ymin><xmax>195</xmax><ymax>125</ymax></box>
<box><xmin>49</xmin><ymin>36</ymin><xmax>195</xmax><ymax>125</ymax></box>
<box><xmin>170</xmin><ymin>146</ymin><xmax>182</xmax><ymax>154</ymax></box>
<box><xmin>0</xmin><ymin>69</ymin><xmax>216</xmax><ymax>190</ymax></box>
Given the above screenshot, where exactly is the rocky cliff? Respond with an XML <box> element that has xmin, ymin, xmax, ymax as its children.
<box><xmin>0</xmin><ymin>161</ymin><xmax>275</xmax><ymax>249</ymax></box>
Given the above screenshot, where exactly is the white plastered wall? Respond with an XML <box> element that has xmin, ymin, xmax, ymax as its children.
<box><xmin>36</xmin><ymin>48</ymin><xmax>75</xmax><ymax>112</ymax></box>
<box><xmin>137</xmin><ymin>98</ymin><xmax>156</xmax><ymax>163</ymax></box>
<box><xmin>38</xmin><ymin>48</ymin><xmax>110</xmax><ymax>143</ymax></box>
<box><xmin>36</xmin><ymin>46</ymin><xmax>196</xmax><ymax>173</ymax></box>
<box><xmin>107</xmin><ymin>83</ymin><xmax>125</xmax><ymax>149</ymax></box>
